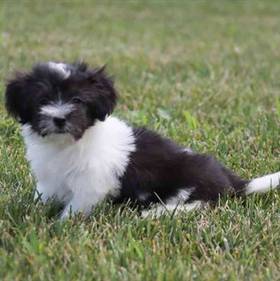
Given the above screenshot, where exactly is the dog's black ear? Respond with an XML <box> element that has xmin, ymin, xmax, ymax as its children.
<box><xmin>5</xmin><ymin>73</ymin><xmax>31</xmax><ymax>123</ymax></box>
<box><xmin>86</xmin><ymin>66</ymin><xmax>117</xmax><ymax>121</ymax></box>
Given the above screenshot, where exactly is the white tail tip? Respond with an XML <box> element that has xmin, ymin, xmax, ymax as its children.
<box><xmin>246</xmin><ymin>172</ymin><xmax>280</xmax><ymax>195</ymax></box>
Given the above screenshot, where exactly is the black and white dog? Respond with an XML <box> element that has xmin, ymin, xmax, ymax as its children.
<box><xmin>5</xmin><ymin>62</ymin><xmax>280</xmax><ymax>219</ymax></box>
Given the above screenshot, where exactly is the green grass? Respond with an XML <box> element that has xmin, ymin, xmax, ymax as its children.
<box><xmin>1</xmin><ymin>1</ymin><xmax>280</xmax><ymax>280</ymax></box>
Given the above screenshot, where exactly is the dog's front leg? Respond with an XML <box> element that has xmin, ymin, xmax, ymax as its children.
<box><xmin>34</xmin><ymin>180</ymin><xmax>71</xmax><ymax>205</ymax></box>
<box><xmin>60</xmin><ymin>203</ymin><xmax>78</xmax><ymax>219</ymax></box>
<box><xmin>34</xmin><ymin>182</ymin><xmax>54</xmax><ymax>203</ymax></box>
<box><xmin>59</xmin><ymin>191</ymin><xmax>104</xmax><ymax>219</ymax></box>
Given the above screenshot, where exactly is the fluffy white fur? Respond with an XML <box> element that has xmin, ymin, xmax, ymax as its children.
<box><xmin>22</xmin><ymin>116</ymin><xmax>136</xmax><ymax>218</ymax></box>
<box><xmin>246</xmin><ymin>172</ymin><xmax>280</xmax><ymax>194</ymax></box>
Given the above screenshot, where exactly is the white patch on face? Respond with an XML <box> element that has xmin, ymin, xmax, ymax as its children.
<box><xmin>48</xmin><ymin>62</ymin><xmax>71</xmax><ymax>79</ymax></box>
<box><xmin>40</xmin><ymin>102</ymin><xmax>74</xmax><ymax>119</ymax></box>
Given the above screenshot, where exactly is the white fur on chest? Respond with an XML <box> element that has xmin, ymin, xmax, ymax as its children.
<box><xmin>22</xmin><ymin>117</ymin><xmax>135</xmax><ymax>215</ymax></box>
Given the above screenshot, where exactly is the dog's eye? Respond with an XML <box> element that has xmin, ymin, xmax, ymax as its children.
<box><xmin>72</xmin><ymin>97</ymin><xmax>83</xmax><ymax>104</ymax></box>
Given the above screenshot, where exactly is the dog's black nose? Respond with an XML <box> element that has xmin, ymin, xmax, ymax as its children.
<box><xmin>53</xmin><ymin>117</ymin><xmax>66</xmax><ymax>128</ymax></box>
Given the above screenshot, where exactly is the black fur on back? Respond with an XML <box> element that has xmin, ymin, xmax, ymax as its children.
<box><xmin>116</xmin><ymin>127</ymin><xmax>248</xmax><ymax>206</ymax></box>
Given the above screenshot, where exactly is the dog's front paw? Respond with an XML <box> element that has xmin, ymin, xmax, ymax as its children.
<box><xmin>34</xmin><ymin>187</ymin><xmax>50</xmax><ymax>203</ymax></box>
<box><xmin>60</xmin><ymin>205</ymin><xmax>73</xmax><ymax>220</ymax></box>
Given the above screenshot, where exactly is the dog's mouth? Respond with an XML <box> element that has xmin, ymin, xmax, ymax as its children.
<box><xmin>55</xmin><ymin>129</ymin><xmax>67</xmax><ymax>134</ymax></box>
<box><xmin>39</xmin><ymin>127</ymin><xmax>84</xmax><ymax>141</ymax></box>
<box><xmin>37</xmin><ymin>118</ymin><xmax>87</xmax><ymax>141</ymax></box>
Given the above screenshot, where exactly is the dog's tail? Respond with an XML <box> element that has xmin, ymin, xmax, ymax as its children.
<box><xmin>245</xmin><ymin>171</ymin><xmax>280</xmax><ymax>195</ymax></box>
<box><xmin>225</xmin><ymin>167</ymin><xmax>280</xmax><ymax>196</ymax></box>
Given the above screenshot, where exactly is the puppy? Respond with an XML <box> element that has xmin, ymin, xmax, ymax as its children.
<box><xmin>5</xmin><ymin>62</ymin><xmax>280</xmax><ymax>219</ymax></box>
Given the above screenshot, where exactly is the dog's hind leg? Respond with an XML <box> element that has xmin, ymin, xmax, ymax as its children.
<box><xmin>141</xmin><ymin>200</ymin><xmax>204</xmax><ymax>218</ymax></box>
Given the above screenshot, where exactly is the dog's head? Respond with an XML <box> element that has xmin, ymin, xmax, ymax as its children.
<box><xmin>5</xmin><ymin>62</ymin><xmax>117</xmax><ymax>140</ymax></box>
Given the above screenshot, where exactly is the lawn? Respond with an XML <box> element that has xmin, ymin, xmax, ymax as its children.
<box><xmin>0</xmin><ymin>1</ymin><xmax>280</xmax><ymax>280</ymax></box>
